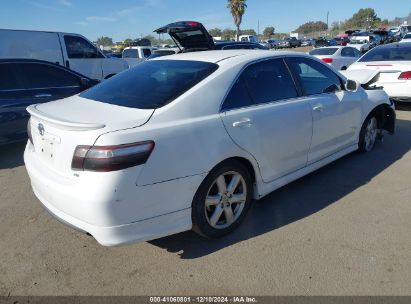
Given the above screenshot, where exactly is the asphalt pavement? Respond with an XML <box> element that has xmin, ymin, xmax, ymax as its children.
<box><xmin>0</xmin><ymin>106</ymin><xmax>411</xmax><ymax>296</ymax></box>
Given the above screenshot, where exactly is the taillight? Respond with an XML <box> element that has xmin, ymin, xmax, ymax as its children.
<box><xmin>321</xmin><ymin>58</ymin><xmax>333</xmax><ymax>63</ymax></box>
<box><xmin>398</xmin><ymin>71</ymin><xmax>411</xmax><ymax>80</ymax></box>
<box><xmin>27</xmin><ymin>118</ymin><xmax>33</xmax><ymax>145</ymax></box>
<box><xmin>71</xmin><ymin>141</ymin><xmax>155</xmax><ymax>172</ymax></box>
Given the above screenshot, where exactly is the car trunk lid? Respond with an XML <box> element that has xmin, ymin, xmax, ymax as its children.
<box><xmin>154</xmin><ymin>21</ymin><xmax>215</xmax><ymax>52</ymax></box>
<box><xmin>27</xmin><ymin>95</ymin><xmax>154</xmax><ymax>177</ymax></box>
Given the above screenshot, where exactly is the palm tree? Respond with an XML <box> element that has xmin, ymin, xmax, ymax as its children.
<box><xmin>227</xmin><ymin>0</ymin><xmax>247</xmax><ymax>41</ymax></box>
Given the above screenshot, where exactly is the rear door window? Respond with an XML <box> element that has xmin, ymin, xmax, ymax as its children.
<box><xmin>286</xmin><ymin>57</ymin><xmax>342</xmax><ymax>95</ymax></box>
<box><xmin>351</xmin><ymin>47</ymin><xmax>362</xmax><ymax>57</ymax></box>
<box><xmin>80</xmin><ymin>60</ymin><xmax>218</xmax><ymax>109</ymax></box>
<box><xmin>0</xmin><ymin>63</ymin><xmax>23</xmax><ymax>91</ymax></box>
<box><xmin>222</xmin><ymin>58</ymin><xmax>298</xmax><ymax>111</ymax></box>
<box><xmin>14</xmin><ymin>63</ymin><xmax>81</xmax><ymax>89</ymax></box>
<box><xmin>341</xmin><ymin>47</ymin><xmax>355</xmax><ymax>57</ymax></box>
<box><xmin>243</xmin><ymin>59</ymin><xmax>298</xmax><ymax>104</ymax></box>
<box><xmin>221</xmin><ymin>75</ymin><xmax>254</xmax><ymax>111</ymax></box>
<box><xmin>142</xmin><ymin>49</ymin><xmax>152</xmax><ymax>58</ymax></box>
<box><xmin>64</xmin><ymin>35</ymin><xmax>104</xmax><ymax>59</ymax></box>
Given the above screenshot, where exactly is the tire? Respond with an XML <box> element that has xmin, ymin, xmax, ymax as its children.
<box><xmin>358</xmin><ymin>116</ymin><xmax>379</xmax><ymax>152</ymax></box>
<box><xmin>191</xmin><ymin>160</ymin><xmax>253</xmax><ymax>239</ymax></box>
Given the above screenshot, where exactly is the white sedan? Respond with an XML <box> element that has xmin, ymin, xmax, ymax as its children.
<box><xmin>24</xmin><ymin>50</ymin><xmax>396</xmax><ymax>246</ymax></box>
<box><xmin>347</xmin><ymin>38</ymin><xmax>373</xmax><ymax>53</ymax></box>
<box><xmin>348</xmin><ymin>42</ymin><xmax>411</xmax><ymax>102</ymax></box>
<box><xmin>309</xmin><ymin>46</ymin><xmax>362</xmax><ymax>70</ymax></box>
<box><xmin>400</xmin><ymin>33</ymin><xmax>411</xmax><ymax>43</ymax></box>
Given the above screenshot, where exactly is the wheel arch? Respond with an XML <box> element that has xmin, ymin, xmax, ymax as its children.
<box><xmin>206</xmin><ymin>156</ymin><xmax>262</xmax><ymax>199</ymax></box>
<box><xmin>364</xmin><ymin>103</ymin><xmax>396</xmax><ymax>134</ymax></box>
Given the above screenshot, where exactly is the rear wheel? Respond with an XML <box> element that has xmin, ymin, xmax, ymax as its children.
<box><xmin>192</xmin><ymin>160</ymin><xmax>253</xmax><ymax>238</ymax></box>
<box><xmin>359</xmin><ymin>116</ymin><xmax>379</xmax><ymax>152</ymax></box>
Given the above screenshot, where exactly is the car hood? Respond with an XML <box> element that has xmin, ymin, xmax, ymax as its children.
<box><xmin>154</xmin><ymin>21</ymin><xmax>215</xmax><ymax>51</ymax></box>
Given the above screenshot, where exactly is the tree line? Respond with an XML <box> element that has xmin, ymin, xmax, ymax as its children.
<box><xmin>96</xmin><ymin>5</ymin><xmax>410</xmax><ymax>47</ymax></box>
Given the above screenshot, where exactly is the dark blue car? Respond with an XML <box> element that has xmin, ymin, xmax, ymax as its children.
<box><xmin>0</xmin><ymin>59</ymin><xmax>98</xmax><ymax>145</ymax></box>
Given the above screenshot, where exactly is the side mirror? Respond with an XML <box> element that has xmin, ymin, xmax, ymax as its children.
<box><xmin>346</xmin><ymin>79</ymin><xmax>359</xmax><ymax>92</ymax></box>
<box><xmin>80</xmin><ymin>77</ymin><xmax>92</xmax><ymax>89</ymax></box>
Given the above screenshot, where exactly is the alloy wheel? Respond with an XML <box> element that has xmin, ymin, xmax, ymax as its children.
<box><xmin>204</xmin><ymin>171</ymin><xmax>247</xmax><ymax>230</ymax></box>
<box><xmin>364</xmin><ymin>117</ymin><xmax>378</xmax><ymax>152</ymax></box>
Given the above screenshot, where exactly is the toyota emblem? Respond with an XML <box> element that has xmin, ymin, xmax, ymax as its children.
<box><xmin>38</xmin><ymin>123</ymin><xmax>45</xmax><ymax>136</ymax></box>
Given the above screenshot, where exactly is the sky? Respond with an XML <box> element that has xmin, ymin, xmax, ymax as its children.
<box><xmin>1</xmin><ymin>0</ymin><xmax>410</xmax><ymax>41</ymax></box>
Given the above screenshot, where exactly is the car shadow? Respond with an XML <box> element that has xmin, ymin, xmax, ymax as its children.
<box><xmin>0</xmin><ymin>141</ymin><xmax>26</xmax><ymax>169</ymax></box>
<box><xmin>149</xmin><ymin>118</ymin><xmax>411</xmax><ymax>259</ymax></box>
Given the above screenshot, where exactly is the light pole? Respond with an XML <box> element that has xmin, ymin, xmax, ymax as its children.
<box><xmin>366</xmin><ymin>15</ymin><xmax>374</xmax><ymax>30</ymax></box>
<box><xmin>327</xmin><ymin>11</ymin><xmax>329</xmax><ymax>31</ymax></box>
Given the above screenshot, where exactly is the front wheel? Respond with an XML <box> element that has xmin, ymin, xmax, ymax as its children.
<box><xmin>192</xmin><ymin>160</ymin><xmax>253</xmax><ymax>238</ymax></box>
<box><xmin>359</xmin><ymin>116</ymin><xmax>379</xmax><ymax>152</ymax></box>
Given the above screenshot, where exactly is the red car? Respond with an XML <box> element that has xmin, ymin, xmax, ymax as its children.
<box><xmin>335</xmin><ymin>37</ymin><xmax>350</xmax><ymax>46</ymax></box>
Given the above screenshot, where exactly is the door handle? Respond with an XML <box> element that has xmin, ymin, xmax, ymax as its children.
<box><xmin>313</xmin><ymin>104</ymin><xmax>324</xmax><ymax>112</ymax></box>
<box><xmin>233</xmin><ymin>118</ymin><xmax>252</xmax><ymax>128</ymax></box>
<box><xmin>34</xmin><ymin>94</ymin><xmax>52</xmax><ymax>98</ymax></box>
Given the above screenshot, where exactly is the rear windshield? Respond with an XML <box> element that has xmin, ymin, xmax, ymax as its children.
<box><xmin>80</xmin><ymin>60</ymin><xmax>218</xmax><ymax>109</ymax></box>
<box><xmin>352</xmin><ymin>32</ymin><xmax>368</xmax><ymax>36</ymax></box>
<box><xmin>350</xmin><ymin>40</ymin><xmax>367</xmax><ymax>44</ymax></box>
<box><xmin>154</xmin><ymin>50</ymin><xmax>176</xmax><ymax>55</ymax></box>
<box><xmin>359</xmin><ymin>46</ymin><xmax>411</xmax><ymax>62</ymax></box>
<box><xmin>404</xmin><ymin>34</ymin><xmax>411</xmax><ymax>39</ymax></box>
<box><xmin>309</xmin><ymin>48</ymin><xmax>338</xmax><ymax>55</ymax></box>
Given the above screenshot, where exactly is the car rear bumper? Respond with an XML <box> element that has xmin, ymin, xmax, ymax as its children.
<box><xmin>24</xmin><ymin>142</ymin><xmax>202</xmax><ymax>246</ymax></box>
<box><xmin>377</xmin><ymin>81</ymin><xmax>411</xmax><ymax>100</ymax></box>
<box><xmin>33</xmin><ymin>184</ymin><xmax>192</xmax><ymax>246</ymax></box>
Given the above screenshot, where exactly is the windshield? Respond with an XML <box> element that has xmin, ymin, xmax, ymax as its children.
<box><xmin>80</xmin><ymin>60</ymin><xmax>218</xmax><ymax>109</ymax></box>
<box><xmin>309</xmin><ymin>48</ymin><xmax>338</xmax><ymax>55</ymax></box>
<box><xmin>122</xmin><ymin>49</ymin><xmax>139</xmax><ymax>58</ymax></box>
<box><xmin>404</xmin><ymin>34</ymin><xmax>411</xmax><ymax>39</ymax></box>
<box><xmin>359</xmin><ymin>46</ymin><xmax>411</xmax><ymax>62</ymax></box>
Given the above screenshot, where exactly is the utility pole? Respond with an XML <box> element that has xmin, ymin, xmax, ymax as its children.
<box><xmin>327</xmin><ymin>11</ymin><xmax>329</xmax><ymax>32</ymax></box>
<box><xmin>258</xmin><ymin>20</ymin><xmax>260</xmax><ymax>41</ymax></box>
